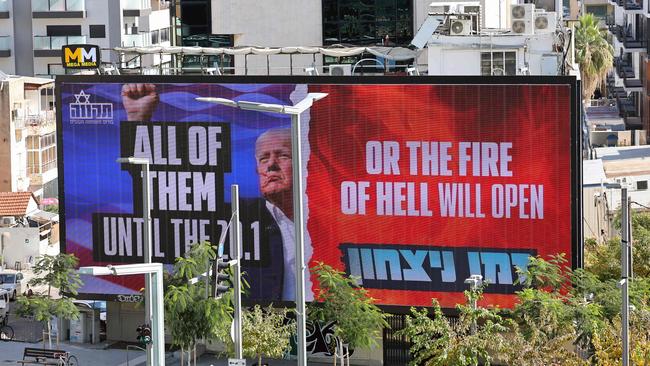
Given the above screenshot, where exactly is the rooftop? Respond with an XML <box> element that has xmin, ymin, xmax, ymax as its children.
<box><xmin>0</xmin><ymin>192</ymin><xmax>38</xmax><ymax>216</ymax></box>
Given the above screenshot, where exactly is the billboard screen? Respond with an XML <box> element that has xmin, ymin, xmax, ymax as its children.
<box><xmin>57</xmin><ymin>76</ymin><xmax>579</xmax><ymax>308</ymax></box>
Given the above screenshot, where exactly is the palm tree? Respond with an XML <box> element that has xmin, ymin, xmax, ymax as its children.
<box><xmin>574</xmin><ymin>13</ymin><xmax>614</xmax><ymax>101</ymax></box>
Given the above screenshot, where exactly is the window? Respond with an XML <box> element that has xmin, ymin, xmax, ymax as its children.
<box><xmin>26</xmin><ymin>133</ymin><xmax>56</xmax><ymax>174</ymax></box>
<box><xmin>89</xmin><ymin>25</ymin><xmax>106</xmax><ymax>39</ymax></box>
<box><xmin>322</xmin><ymin>0</ymin><xmax>414</xmax><ymax>46</ymax></box>
<box><xmin>637</xmin><ymin>180</ymin><xmax>648</xmax><ymax>190</ymax></box>
<box><xmin>151</xmin><ymin>29</ymin><xmax>159</xmax><ymax>44</ymax></box>
<box><xmin>160</xmin><ymin>28</ymin><xmax>170</xmax><ymax>43</ymax></box>
<box><xmin>46</xmin><ymin>25</ymin><xmax>82</xmax><ymax>36</ymax></box>
<box><xmin>481</xmin><ymin>51</ymin><xmax>516</xmax><ymax>75</ymax></box>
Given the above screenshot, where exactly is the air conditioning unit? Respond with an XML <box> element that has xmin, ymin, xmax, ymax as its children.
<box><xmin>534</xmin><ymin>11</ymin><xmax>557</xmax><ymax>34</ymax></box>
<box><xmin>449</xmin><ymin>19</ymin><xmax>472</xmax><ymax>36</ymax></box>
<box><xmin>1</xmin><ymin>217</ymin><xmax>16</xmax><ymax>226</ymax></box>
<box><xmin>329</xmin><ymin>64</ymin><xmax>352</xmax><ymax>76</ymax></box>
<box><xmin>510</xmin><ymin>4</ymin><xmax>535</xmax><ymax>35</ymax></box>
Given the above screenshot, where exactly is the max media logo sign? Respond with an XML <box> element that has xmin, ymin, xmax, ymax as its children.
<box><xmin>70</xmin><ymin>90</ymin><xmax>113</xmax><ymax>121</ymax></box>
<box><xmin>61</xmin><ymin>44</ymin><xmax>100</xmax><ymax>69</ymax></box>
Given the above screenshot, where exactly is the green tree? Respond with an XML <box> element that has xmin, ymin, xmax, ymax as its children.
<box><xmin>398</xmin><ymin>286</ymin><xmax>510</xmax><ymax>366</ymax></box>
<box><xmin>309</xmin><ymin>262</ymin><xmax>388</xmax><ymax>366</ymax></box>
<box><xmin>236</xmin><ymin>305</ymin><xmax>295</xmax><ymax>366</ymax></box>
<box><xmin>15</xmin><ymin>253</ymin><xmax>83</xmax><ymax>347</ymax></box>
<box><xmin>164</xmin><ymin>241</ymin><xmax>233</xmax><ymax>365</ymax></box>
<box><xmin>43</xmin><ymin>204</ymin><xmax>59</xmax><ymax>214</ymax></box>
<box><xmin>574</xmin><ymin>13</ymin><xmax>614</xmax><ymax>101</ymax></box>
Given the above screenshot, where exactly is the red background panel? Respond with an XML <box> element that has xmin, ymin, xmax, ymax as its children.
<box><xmin>306</xmin><ymin>84</ymin><xmax>572</xmax><ymax>308</ymax></box>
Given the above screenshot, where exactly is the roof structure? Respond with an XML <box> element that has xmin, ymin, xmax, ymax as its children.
<box><xmin>0</xmin><ymin>192</ymin><xmax>38</xmax><ymax>216</ymax></box>
<box><xmin>583</xmin><ymin>159</ymin><xmax>606</xmax><ymax>187</ymax></box>
<box><xmin>112</xmin><ymin>45</ymin><xmax>421</xmax><ymax>61</ymax></box>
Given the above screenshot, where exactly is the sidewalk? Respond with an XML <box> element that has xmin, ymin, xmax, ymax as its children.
<box><xmin>0</xmin><ymin>340</ymin><xmax>337</xmax><ymax>365</ymax></box>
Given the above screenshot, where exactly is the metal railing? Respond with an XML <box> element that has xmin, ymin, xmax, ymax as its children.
<box><xmin>122</xmin><ymin>33</ymin><xmax>151</xmax><ymax>48</ymax></box>
<box><xmin>33</xmin><ymin>35</ymin><xmax>86</xmax><ymax>50</ymax></box>
<box><xmin>16</xmin><ymin>111</ymin><xmax>56</xmax><ymax>127</ymax></box>
<box><xmin>125</xmin><ymin>345</ymin><xmax>146</xmax><ymax>366</ymax></box>
<box><xmin>32</xmin><ymin>0</ymin><xmax>84</xmax><ymax>11</ymax></box>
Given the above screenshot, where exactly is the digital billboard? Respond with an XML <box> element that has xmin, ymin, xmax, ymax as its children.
<box><xmin>56</xmin><ymin>76</ymin><xmax>580</xmax><ymax>308</ymax></box>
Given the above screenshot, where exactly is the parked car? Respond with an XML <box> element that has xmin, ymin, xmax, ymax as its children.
<box><xmin>0</xmin><ymin>272</ymin><xmax>24</xmax><ymax>301</ymax></box>
<box><xmin>0</xmin><ymin>289</ymin><xmax>9</xmax><ymax>319</ymax></box>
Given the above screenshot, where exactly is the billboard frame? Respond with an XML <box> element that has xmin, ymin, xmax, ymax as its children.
<box><xmin>55</xmin><ymin>75</ymin><xmax>582</xmax><ymax>308</ymax></box>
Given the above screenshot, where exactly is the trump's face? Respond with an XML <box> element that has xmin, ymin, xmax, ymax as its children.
<box><xmin>255</xmin><ymin>130</ymin><xmax>293</xmax><ymax>198</ymax></box>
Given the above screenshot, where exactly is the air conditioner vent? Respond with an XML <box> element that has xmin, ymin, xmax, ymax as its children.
<box><xmin>329</xmin><ymin>64</ymin><xmax>352</xmax><ymax>76</ymax></box>
<box><xmin>449</xmin><ymin>19</ymin><xmax>472</xmax><ymax>35</ymax></box>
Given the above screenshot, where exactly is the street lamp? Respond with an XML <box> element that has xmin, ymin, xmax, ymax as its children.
<box><xmin>196</xmin><ymin>92</ymin><xmax>328</xmax><ymax>366</ymax></box>
<box><xmin>604</xmin><ymin>181</ymin><xmax>631</xmax><ymax>366</ymax></box>
<box><xmin>79</xmin><ymin>264</ymin><xmax>164</xmax><ymax>365</ymax></box>
<box><xmin>464</xmin><ymin>274</ymin><xmax>483</xmax><ymax>334</ymax></box>
<box><xmin>116</xmin><ymin>156</ymin><xmax>155</xmax><ymax>366</ymax></box>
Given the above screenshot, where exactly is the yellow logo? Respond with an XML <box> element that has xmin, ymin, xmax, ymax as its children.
<box><xmin>62</xmin><ymin>45</ymin><xmax>99</xmax><ymax>69</ymax></box>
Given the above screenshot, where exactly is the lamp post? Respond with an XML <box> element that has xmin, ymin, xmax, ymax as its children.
<box><xmin>79</xmin><ymin>264</ymin><xmax>164</xmax><ymax>365</ymax></box>
<box><xmin>116</xmin><ymin>157</ymin><xmax>155</xmax><ymax>366</ymax></box>
<box><xmin>196</xmin><ymin>92</ymin><xmax>328</xmax><ymax>366</ymax></box>
<box><xmin>605</xmin><ymin>182</ymin><xmax>630</xmax><ymax>366</ymax></box>
<box><xmin>621</xmin><ymin>186</ymin><xmax>630</xmax><ymax>366</ymax></box>
<box><xmin>464</xmin><ymin>274</ymin><xmax>483</xmax><ymax>334</ymax></box>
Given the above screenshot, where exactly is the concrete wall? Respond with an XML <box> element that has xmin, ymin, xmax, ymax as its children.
<box><xmin>0</xmin><ymin>79</ymin><xmax>11</xmax><ymax>192</ymax></box>
<box><xmin>0</xmin><ymin>0</ymin><xmax>16</xmax><ymax>74</ymax></box>
<box><xmin>603</xmin><ymin>176</ymin><xmax>650</xmax><ymax>211</ymax></box>
<box><xmin>12</xmin><ymin>0</ymin><xmax>33</xmax><ymax>76</ymax></box>
<box><xmin>212</xmin><ymin>0</ymin><xmax>322</xmax><ymax>75</ymax></box>
<box><xmin>0</xmin><ymin>79</ymin><xmax>29</xmax><ymax>192</ymax></box>
<box><xmin>0</xmin><ymin>227</ymin><xmax>41</xmax><ymax>269</ymax></box>
<box><xmin>106</xmin><ymin>302</ymin><xmax>145</xmax><ymax>343</ymax></box>
<box><xmin>583</xmin><ymin>186</ymin><xmax>614</xmax><ymax>241</ymax></box>
<box><xmin>427</xmin><ymin>33</ymin><xmax>557</xmax><ymax>75</ymax></box>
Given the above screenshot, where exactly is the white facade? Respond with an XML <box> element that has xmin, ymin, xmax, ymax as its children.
<box><xmin>211</xmin><ymin>0</ymin><xmax>324</xmax><ymax>75</ymax></box>
<box><xmin>0</xmin><ymin>0</ymin><xmax>170</xmax><ymax>78</ymax></box>
<box><xmin>594</xmin><ymin>146</ymin><xmax>650</xmax><ymax>211</ymax></box>
<box><xmin>425</xmin><ymin>0</ymin><xmax>563</xmax><ymax>76</ymax></box>
<box><xmin>0</xmin><ymin>75</ymin><xmax>55</xmax><ymax>195</ymax></box>
<box><xmin>427</xmin><ymin>32</ymin><xmax>560</xmax><ymax>75</ymax></box>
<box><xmin>0</xmin><ymin>226</ymin><xmax>59</xmax><ymax>269</ymax></box>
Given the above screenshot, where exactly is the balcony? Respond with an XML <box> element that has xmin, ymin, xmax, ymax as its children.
<box><xmin>121</xmin><ymin>33</ymin><xmax>151</xmax><ymax>47</ymax></box>
<box><xmin>616</xmin><ymin>96</ymin><xmax>643</xmax><ymax>128</ymax></box>
<box><xmin>623</xmin><ymin>0</ymin><xmax>644</xmax><ymax>12</ymax></box>
<box><xmin>614</xmin><ymin>56</ymin><xmax>635</xmax><ymax>79</ymax></box>
<box><xmin>0</xmin><ymin>0</ymin><xmax>9</xmax><ymax>18</ymax></box>
<box><xmin>619</xmin><ymin>26</ymin><xmax>645</xmax><ymax>52</ymax></box>
<box><xmin>32</xmin><ymin>0</ymin><xmax>85</xmax><ymax>18</ymax></box>
<box><xmin>33</xmin><ymin>35</ymin><xmax>86</xmax><ymax>57</ymax></box>
<box><xmin>0</xmin><ymin>36</ymin><xmax>10</xmax><ymax>57</ymax></box>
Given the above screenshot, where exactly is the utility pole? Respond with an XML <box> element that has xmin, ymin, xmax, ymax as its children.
<box><xmin>621</xmin><ymin>187</ymin><xmax>630</xmax><ymax>366</ymax></box>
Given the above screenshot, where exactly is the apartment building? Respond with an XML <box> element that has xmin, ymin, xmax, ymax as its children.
<box><xmin>0</xmin><ymin>0</ymin><xmax>171</xmax><ymax>77</ymax></box>
<box><xmin>0</xmin><ymin>73</ymin><xmax>56</xmax><ymax>201</ymax></box>
<box><xmin>583</xmin><ymin>0</ymin><xmax>649</xmax><ymax>141</ymax></box>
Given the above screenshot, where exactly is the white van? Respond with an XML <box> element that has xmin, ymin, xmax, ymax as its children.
<box><xmin>0</xmin><ymin>289</ymin><xmax>8</xmax><ymax>321</ymax></box>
